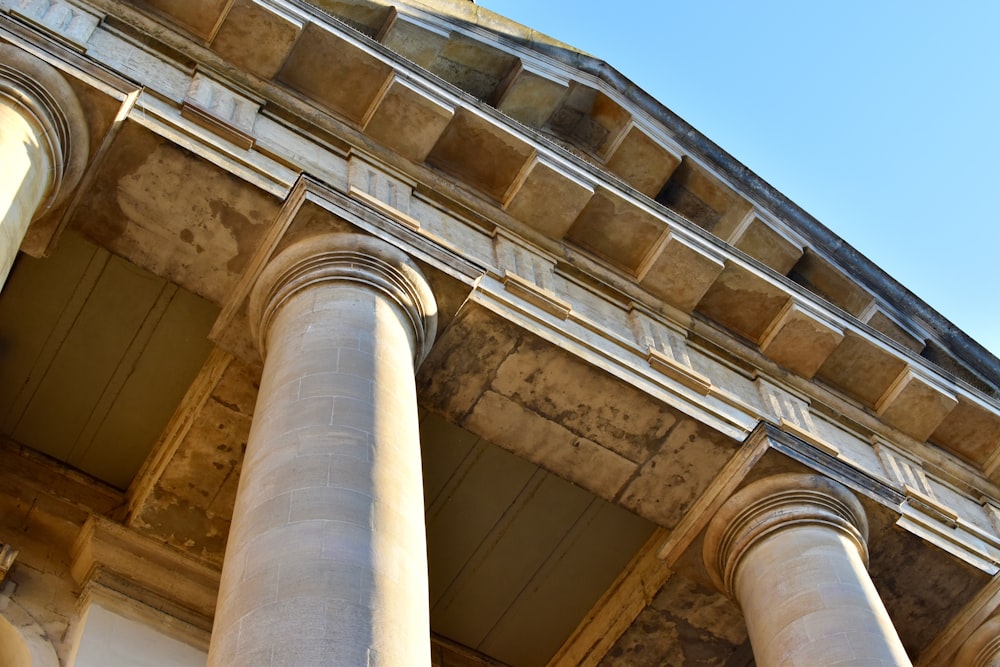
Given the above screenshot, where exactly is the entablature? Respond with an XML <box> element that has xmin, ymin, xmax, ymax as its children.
<box><xmin>6</xmin><ymin>0</ymin><xmax>1000</xmax><ymax>565</ymax></box>
<box><xmin>7</xmin><ymin>0</ymin><xmax>997</xmax><ymax>402</ymax></box>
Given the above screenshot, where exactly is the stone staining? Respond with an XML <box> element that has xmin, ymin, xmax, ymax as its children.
<box><xmin>3</xmin><ymin>1</ymin><xmax>1000</xmax><ymax>666</ymax></box>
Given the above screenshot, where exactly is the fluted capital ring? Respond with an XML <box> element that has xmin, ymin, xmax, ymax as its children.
<box><xmin>703</xmin><ymin>472</ymin><xmax>869</xmax><ymax>599</ymax></box>
<box><xmin>249</xmin><ymin>232</ymin><xmax>438</xmax><ymax>364</ymax></box>
<box><xmin>0</xmin><ymin>45</ymin><xmax>89</xmax><ymax>216</ymax></box>
<box><xmin>955</xmin><ymin>615</ymin><xmax>1000</xmax><ymax>667</ymax></box>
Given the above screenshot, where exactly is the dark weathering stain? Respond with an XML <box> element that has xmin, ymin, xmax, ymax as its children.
<box><xmin>210</xmin><ymin>197</ymin><xmax>259</xmax><ymax>274</ymax></box>
<box><xmin>70</xmin><ymin>123</ymin><xmax>158</xmax><ymax>245</ymax></box>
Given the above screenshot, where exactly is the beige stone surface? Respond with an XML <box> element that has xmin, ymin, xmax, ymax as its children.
<box><xmin>933</xmin><ymin>397</ymin><xmax>1000</xmax><ymax>469</ymax></box>
<box><xmin>0</xmin><ymin>45</ymin><xmax>88</xmax><ymax>289</ymax></box>
<box><xmin>3</xmin><ymin>3</ymin><xmax>1000</xmax><ymax>666</ymax></box>
<box><xmin>70</xmin><ymin>122</ymin><xmax>280</xmax><ymax>306</ymax></box>
<box><xmin>0</xmin><ymin>102</ymin><xmax>52</xmax><ymax>288</ymax></box>
<box><xmin>877</xmin><ymin>370</ymin><xmax>958</xmax><ymax>443</ymax></box>
<box><xmin>731</xmin><ymin>216</ymin><xmax>803</xmax><ymax>274</ymax></box>
<box><xmin>695</xmin><ymin>263</ymin><xmax>791</xmax><ymax>342</ymax></box>
<box><xmin>135</xmin><ymin>0</ymin><xmax>230</xmax><ymax>39</ymax></box>
<box><xmin>705</xmin><ymin>473</ymin><xmax>911</xmax><ymax>667</ymax></box>
<box><xmin>789</xmin><ymin>250</ymin><xmax>874</xmax><ymax>316</ymax></box>
<box><xmin>211</xmin><ymin>0</ymin><xmax>303</xmax><ymax>79</ymax></box>
<box><xmin>817</xmin><ymin>332</ymin><xmax>909</xmax><ymax>407</ymax></box>
<box><xmin>759</xmin><ymin>302</ymin><xmax>844</xmax><ymax>378</ymax></box>
<box><xmin>505</xmin><ymin>159</ymin><xmax>594</xmax><ymax>239</ymax></box>
<box><xmin>497</xmin><ymin>70</ymin><xmax>568</xmax><ymax>129</ymax></box>
<box><xmin>657</xmin><ymin>158</ymin><xmax>749</xmax><ymax>237</ymax></box>
<box><xmin>209</xmin><ymin>233</ymin><xmax>436</xmax><ymax>666</ymax></box>
<box><xmin>366</xmin><ymin>78</ymin><xmax>455</xmax><ymax>162</ymax></box>
<box><xmin>279</xmin><ymin>23</ymin><xmax>394</xmax><ymax>123</ymax></box>
<box><xmin>428</xmin><ymin>108</ymin><xmax>536</xmax><ymax>201</ymax></box>
<box><xmin>638</xmin><ymin>232</ymin><xmax>725</xmax><ymax>312</ymax></box>
<box><xmin>604</xmin><ymin>126</ymin><xmax>680</xmax><ymax>198</ymax></box>
<box><xmin>567</xmin><ymin>188</ymin><xmax>666</xmax><ymax>271</ymax></box>
<box><xmin>953</xmin><ymin>615</ymin><xmax>1000</xmax><ymax>667</ymax></box>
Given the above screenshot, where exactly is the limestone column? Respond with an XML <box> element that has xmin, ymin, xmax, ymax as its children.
<box><xmin>955</xmin><ymin>616</ymin><xmax>1000</xmax><ymax>667</ymax></box>
<box><xmin>0</xmin><ymin>45</ymin><xmax>88</xmax><ymax>289</ymax></box>
<box><xmin>207</xmin><ymin>233</ymin><xmax>437</xmax><ymax>666</ymax></box>
<box><xmin>704</xmin><ymin>472</ymin><xmax>911</xmax><ymax>667</ymax></box>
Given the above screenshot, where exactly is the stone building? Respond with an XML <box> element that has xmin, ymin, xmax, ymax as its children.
<box><xmin>2</xmin><ymin>1</ymin><xmax>1000</xmax><ymax>665</ymax></box>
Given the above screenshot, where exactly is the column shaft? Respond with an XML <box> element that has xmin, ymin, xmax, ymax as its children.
<box><xmin>0</xmin><ymin>101</ymin><xmax>54</xmax><ymax>285</ymax></box>
<box><xmin>208</xmin><ymin>234</ymin><xmax>436</xmax><ymax>666</ymax></box>
<box><xmin>0</xmin><ymin>45</ymin><xmax>88</xmax><ymax>289</ymax></box>
<box><xmin>735</xmin><ymin>524</ymin><xmax>908</xmax><ymax>666</ymax></box>
<box><xmin>705</xmin><ymin>473</ymin><xmax>910</xmax><ymax>667</ymax></box>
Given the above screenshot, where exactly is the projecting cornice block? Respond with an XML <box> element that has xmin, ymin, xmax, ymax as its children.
<box><xmin>636</xmin><ymin>231</ymin><xmax>725</xmax><ymax>313</ymax></box>
<box><xmin>278</xmin><ymin>22</ymin><xmax>394</xmax><ymax>123</ymax></box>
<box><xmin>364</xmin><ymin>76</ymin><xmax>455</xmax><ymax>162</ymax></box>
<box><xmin>504</xmin><ymin>157</ymin><xmax>594</xmax><ymax>239</ymax></box>
<box><xmin>876</xmin><ymin>369</ymin><xmax>958</xmax><ymax>443</ymax></box>
<box><xmin>604</xmin><ymin>124</ymin><xmax>680</xmax><ymax>198</ymax></box>
<box><xmin>759</xmin><ymin>301</ymin><xmax>844</xmax><ymax>379</ymax></box>
<box><xmin>427</xmin><ymin>107</ymin><xmax>536</xmax><ymax>201</ymax></box>
<box><xmin>566</xmin><ymin>188</ymin><xmax>666</xmax><ymax>272</ymax></box>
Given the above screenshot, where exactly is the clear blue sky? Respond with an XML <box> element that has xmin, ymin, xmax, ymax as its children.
<box><xmin>479</xmin><ymin>1</ymin><xmax>1000</xmax><ymax>358</ymax></box>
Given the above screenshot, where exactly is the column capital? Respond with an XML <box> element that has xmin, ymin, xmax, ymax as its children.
<box><xmin>249</xmin><ymin>232</ymin><xmax>438</xmax><ymax>363</ymax></box>
<box><xmin>955</xmin><ymin>616</ymin><xmax>1000</xmax><ymax>667</ymax></box>
<box><xmin>703</xmin><ymin>472</ymin><xmax>869</xmax><ymax>598</ymax></box>
<box><xmin>0</xmin><ymin>45</ymin><xmax>88</xmax><ymax>216</ymax></box>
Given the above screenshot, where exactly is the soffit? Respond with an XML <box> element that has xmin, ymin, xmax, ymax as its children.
<box><xmin>0</xmin><ymin>232</ymin><xmax>217</xmax><ymax>489</ymax></box>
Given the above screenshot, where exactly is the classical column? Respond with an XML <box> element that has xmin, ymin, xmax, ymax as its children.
<box><xmin>704</xmin><ymin>472</ymin><xmax>910</xmax><ymax>667</ymax></box>
<box><xmin>207</xmin><ymin>233</ymin><xmax>437</xmax><ymax>666</ymax></box>
<box><xmin>0</xmin><ymin>45</ymin><xmax>88</xmax><ymax>288</ymax></box>
<box><xmin>955</xmin><ymin>616</ymin><xmax>1000</xmax><ymax>667</ymax></box>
